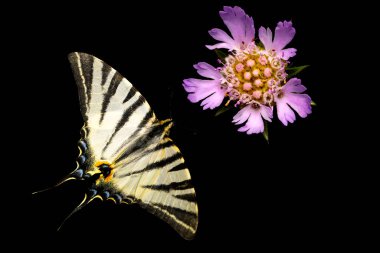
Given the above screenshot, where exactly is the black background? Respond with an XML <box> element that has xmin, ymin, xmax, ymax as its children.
<box><xmin>12</xmin><ymin>0</ymin><xmax>360</xmax><ymax>250</ymax></box>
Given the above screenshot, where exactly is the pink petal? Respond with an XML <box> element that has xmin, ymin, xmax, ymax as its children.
<box><xmin>258</xmin><ymin>27</ymin><xmax>273</xmax><ymax>50</ymax></box>
<box><xmin>279</xmin><ymin>48</ymin><xmax>297</xmax><ymax>60</ymax></box>
<box><xmin>238</xmin><ymin>111</ymin><xmax>264</xmax><ymax>134</ymax></box>
<box><xmin>206</xmin><ymin>42</ymin><xmax>235</xmax><ymax>51</ymax></box>
<box><xmin>183</xmin><ymin>79</ymin><xmax>220</xmax><ymax>101</ymax></box>
<box><xmin>276</xmin><ymin>100</ymin><xmax>296</xmax><ymax>126</ymax></box>
<box><xmin>183</xmin><ymin>78</ymin><xmax>224</xmax><ymax>109</ymax></box>
<box><xmin>193</xmin><ymin>62</ymin><xmax>222</xmax><ymax>80</ymax></box>
<box><xmin>183</xmin><ymin>78</ymin><xmax>218</xmax><ymax>92</ymax></box>
<box><xmin>232</xmin><ymin>105</ymin><xmax>251</xmax><ymax>124</ymax></box>
<box><xmin>285</xmin><ymin>93</ymin><xmax>312</xmax><ymax>118</ymax></box>
<box><xmin>207</xmin><ymin>28</ymin><xmax>238</xmax><ymax>51</ymax></box>
<box><xmin>219</xmin><ymin>6</ymin><xmax>255</xmax><ymax>47</ymax></box>
<box><xmin>282</xmin><ymin>78</ymin><xmax>307</xmax><ymax>93</ymax></box>
<box><xmin>200</xmin><ymin>88</ymin><xmax>225</xmax><ymax>110</ymax></box>
<box><xmin>272</xmin><ymin>21</ymin><xmax>296</xmax><ymax>51</ymax></box>
<box><xmin>233</xmin><ymin>105</ymin><xmax>272</xmax><ymax>134</ymax></box>
<box><xmin>260</xmin><ymin>105</ymin><xmax>273</xmax><ymax>122</ymax></box>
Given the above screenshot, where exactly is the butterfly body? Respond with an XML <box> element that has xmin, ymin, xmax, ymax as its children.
<box><xmin>41</xmin><ymin>52</ymin><xmax>198</xmax><ymax>239</ymax></box>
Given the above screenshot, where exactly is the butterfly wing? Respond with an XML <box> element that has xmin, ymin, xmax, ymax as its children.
<box><xmin>68</xmin><ymin>52</ymin><xmax>198</xmax><ymax>239</ymax></box>
<box><xmin>112</xmin><ymin>136</ymin><xmax>198</xmax><ymax>239</ymax></box>
<box><xmin>69</xmin><ymin>52</ymin><xmax>158</xmax><ymax>164</ymax></box>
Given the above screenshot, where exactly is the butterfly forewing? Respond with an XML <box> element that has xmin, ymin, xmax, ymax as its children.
<box><xmin>68</xmin><ymin>52</ymin><xmax>198</xmax><ymax>239</ymax></box>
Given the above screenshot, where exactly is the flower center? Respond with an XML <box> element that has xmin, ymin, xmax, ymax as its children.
<box><xmin>221</xmin><ymin>43</ymin><xmax>288</xmax><ymax>107</ymax></box>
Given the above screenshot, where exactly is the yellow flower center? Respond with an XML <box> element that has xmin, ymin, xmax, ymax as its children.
<box><xmin>222</xmin><ymin>46</ymin><xmax>288</xmax><ymax>106</ymax></box>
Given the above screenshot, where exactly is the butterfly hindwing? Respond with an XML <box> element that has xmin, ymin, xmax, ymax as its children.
<box><xmin>112</xmin><ymin>137</ymin><xmax>198</xmax><ymax>239</ymax></box>
<box><xmin>68</xmin><ymin>52</ymin><xmax>198</xmax><ymax>239</ymax></box>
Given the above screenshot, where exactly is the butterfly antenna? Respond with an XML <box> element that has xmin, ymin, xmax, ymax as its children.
<box><xmin>57</xmin><ymin>193</ymin><xmax>88</xmax><ymax>231</ymax></box>
<box><xmin>32</xmin><ymin>176</ymin><xmax>76</xmax><ymax>195</ymax></box>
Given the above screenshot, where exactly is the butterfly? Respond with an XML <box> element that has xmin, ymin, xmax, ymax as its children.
<box><xmin>35</xmin><ymin>52</ymin><xmax>198</xmax><ymax>240</ymax></box>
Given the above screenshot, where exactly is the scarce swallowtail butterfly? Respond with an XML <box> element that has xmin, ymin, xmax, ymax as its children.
<box><xmin>35</xmin><ymin>52</ymin><xmax>198</xmax><ymax>240</ymax></box>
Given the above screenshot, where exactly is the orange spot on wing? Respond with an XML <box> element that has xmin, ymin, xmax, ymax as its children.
<box><xmin>95</xmin><ymin>160</ymin><xmax>111</xmax><ymax>167</ymax></box>
<box><xmin>104</xmin><ymin>170</ymin><xmax>115</xmax><ymax>182</ymax></box>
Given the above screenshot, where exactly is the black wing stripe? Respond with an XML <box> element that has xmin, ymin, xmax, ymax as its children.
<box><xmin>114</xmin><ymin>122</ymin><xmax>165</xmax><ymax>163</ymax></box>
<box><xmin>122</xmin><ymin>87</ymin><xmax>137</xmax><ymax>103</ymax></box>
<box><xmin>151</xmin><ymin>203</ymin><xmax>197</xmax><ymax>219</ymax></box>
<box><xmin>121</xmin><ymin>140</ymin><xmax>174</xmax><ymax>165</ymax></box>
<box><xmin>99</xmin><ymin>72</ymin><xmax>123</xmax><ymax>124</ymax></box>
<box><xmin>138</xmin><ymin>108</ymin><xmax>155</xmax><ymax>128</ymax></box>
<box><xmin>174</xmin><ymin>193</ymin><xmax>197</xmax><ymax>203</ymax></box>
<box><xmin>139</xmin><ymin>202</ymin><xmax>197</xmax><ymax>240</ymax></box>
<box><xmin>102</xmin><ymin>95</ymin><xmax>145</xmax><ymax>154</ymax></box>
<box><xmin>111</xmin><ymin>108</ymin><xmax>156</xmax><ymax>161</ymax></box>
<box><xmin>169</xmin><ymin>163</ymin><xmax>187</xmax><ymax>172</ymax></box>
<box><xmin>126</xmin><ymin>108</ymin><xmax>155</xmax><ymax>141</ymax></box>
<box><xmin>101</xmin><ymin>62</ymin><xmax>112</xmax><ymax>87</ymax></box>
<box><xmin>142</xmin><ymin>179</ymin><xmax>193</xmax><ymax>192</ymax></box>
<box><xmin>114</xmin><ymin>95</ymin><xmax>145</xmax><ymax>135</ymax></box>
<box><xmin>144</xmin><ymin>140</ymin><xmax>175</xmax><ymax>155</ymax></box>
<box><xmin>120</xmin><ymin>152</ymin><xmax>182</xmax><ymax>177</ymax></box>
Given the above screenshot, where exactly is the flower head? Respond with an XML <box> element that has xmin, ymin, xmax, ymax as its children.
<box><xmin>183</xmin><ymin>6</ymin><xmax>313</xmax><ymax>136</ymax></box>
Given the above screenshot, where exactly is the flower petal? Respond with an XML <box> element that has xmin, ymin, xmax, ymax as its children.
<box><xmin>272</xmin><ymin>21</ymin><xmax>296</xmax><ymax>51</ymax></box>
<box><xmin>187</xmin><ymin>85</ymin><xmax>216</xmax><ymax>103</ymax></box>
<box><xmin>260</xmin><ymin>105</ymin><xmax>273</xmax><ymax>122</ymax></box>
<box><xmin>279</xmin><ymin>48</ymin><xmax>297</xmax><ymax>60</ymax></box>
<box><xmin>183</xmin><ymin>78</ymin><xmax>224</xmax><ymax>109</ymax></box>
<box><xmin>285</xmin><ymin>93</ymin><xmax>312</xmax><ymax>118</ymax></box>
<box><xmin>282</xmin><ymin>78</ymin><xmax>307</xmax><ymax>93</ymax></box>
<box><xmin>238</xmin><ymin>112</ymin><xmax>264</xmax><ymax>134</ymax></box>
<box><xmin>206</xmin><ymin>42</ymin><xmax>235</xmax><ymax>51</ymax></box>
<box><xmin>200</xmin><ymin>89</ymin><xmax>225</xmax><ymax>110</ymax></box>
<box><xmin>183</xmin><ymin>79</ymin><xmax>220</xmax><ymax>101</ymax></box>
<box><xmin>258</xmin><ymin>27</ymin><xmax>273</xmax><ymax>50</ymax></box>
<box><xmin>232</xmin><ymin>105</ymin><xmax>251</xmax><ymax>124</ymax></box>
<box><xmin>193</xmin><ymin>62</ymin><xmax>222</xmax><ymax>80</ymax></box>
<box><xmin>183</xmin><ymin>78</ymin><xmax>217</xmax><ymax>92</ymax></box>
<box><xmin>233</xmin><ymin>105</ymin><xmax>272</xmax><ymax>134</ymax></box>
<box><xmin>207</xmin><ymin>28</ymin><xmax>238</xmax><ymax>51</ymax></box>
<box><xmin>276</xmin><ymin>100</ymin><xmax>296</xmax><ymax>126</ymax></box>
<box><xmin>219</xmin><ymin>6</ymin><xmax>255</xmax><ymax>47</ymax></box>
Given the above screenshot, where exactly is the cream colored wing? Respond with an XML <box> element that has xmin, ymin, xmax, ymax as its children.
<box><xmin>111</xmin><ymin>137</ymin><xmax>198</xmax><ymax>240</ymax></box>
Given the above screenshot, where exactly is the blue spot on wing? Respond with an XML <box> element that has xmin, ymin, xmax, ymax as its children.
<box><xmin>78</xmin><ymin>155</ymin><xmax>86</xmax><ymax>165</ymax></box>
<box><xmin>78</xmin><ymin>140</ymin><xmax>87</xmax><ymax>152</ymax></box>
<box><xmin>72</xmin><ymin>169</ymin><xmax>83</xmax><ymax>178</ymax></box>
<box><xmin>88</xmin><ymin>189</ymin><xmax>97</xmax><ymax>198</ymax></box>
<box><xmin>102</xmin><ymin>191</ymin><xmax>110</xmax><ymax>199</ymax></box>
<box><xmin>114</xmin><ymin>194</ymin><xmax>122</xmax><ymax>204</ymax></box>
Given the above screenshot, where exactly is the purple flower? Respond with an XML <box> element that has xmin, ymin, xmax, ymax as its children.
<box><xmin>275</xmin><ymin>78</ymin><xmax>312</xmax><ymax>126</ymax></box>
<box><xmin>183</xmin><ymin>62</ymin><xmax>225</xmax><ymax>110</ymax></box>
<box><xmin>183</xmin><ymin>6</ymin><xmax>313</xmax><ymax>136</ymax></box>
<box><xmin>259</xmin><ymin>21</ymin><xmax>297</xmax><ymax>60</ymax></box>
